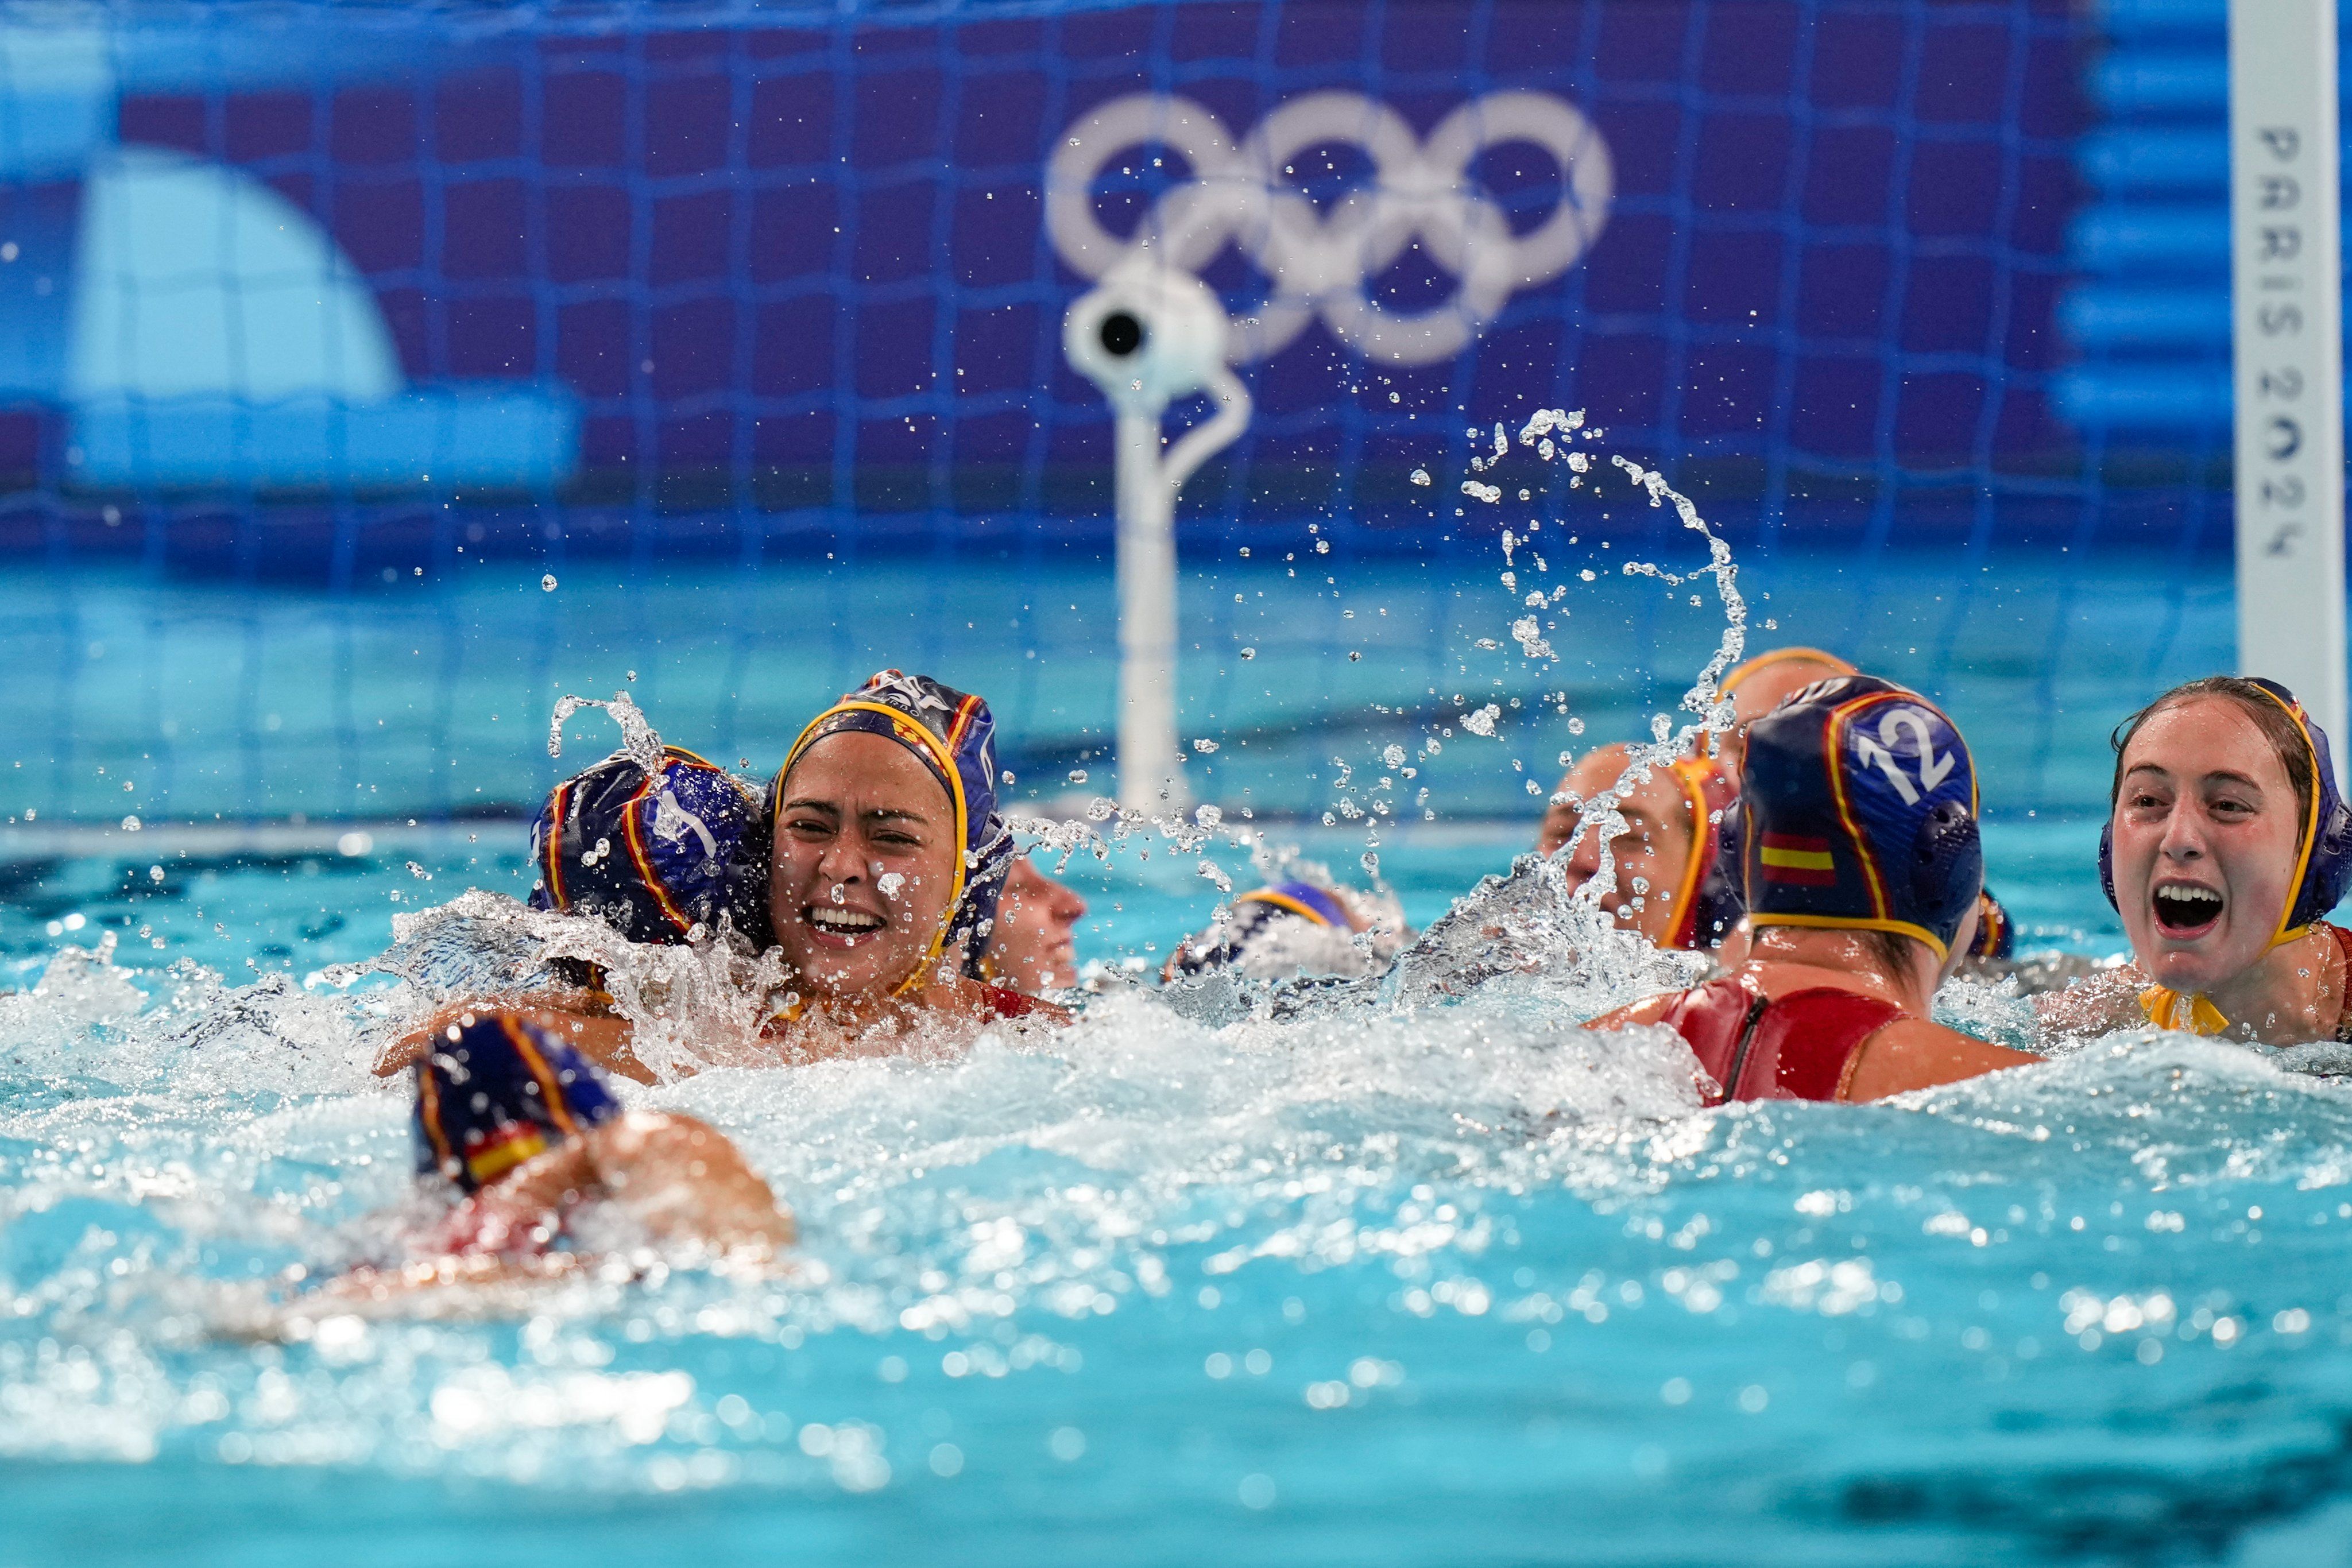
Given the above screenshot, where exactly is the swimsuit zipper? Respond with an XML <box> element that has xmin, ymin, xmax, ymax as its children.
<box><xmin>1719</xmin><ymin>992</ymin><xmax>1770</xmax><ymax>1104</ymax></box>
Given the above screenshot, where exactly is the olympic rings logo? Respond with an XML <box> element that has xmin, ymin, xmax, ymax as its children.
<box><xmin>1047</xmin><ymin>91</ymin><xmax>1612</xmax><ymax>367</ymax></box>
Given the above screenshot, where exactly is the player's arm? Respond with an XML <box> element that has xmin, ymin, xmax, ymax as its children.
<box><xmin>1583</xmin><ymin>994</ymin><xmax>1676</xmax><ymax>1033</ymax></box>
<box><xmin>450</xmin><ymin>1110</ymin><xmax>794</xmax><ymax>1257</ymax></box>
<box><xmin>1838</xmin><ymin>1017</ymin><xmax>2041</xmax><ymax>1102</ymax></box>
<box><xmin>2032</xmin><ymin>964</ymin><xmax>2145</xmax><ymax>1040</ymax></box>
<box><xmin>373</xmin><ymin>997</ymin><xmax>657</xmax><ymax>1085</ymax></box>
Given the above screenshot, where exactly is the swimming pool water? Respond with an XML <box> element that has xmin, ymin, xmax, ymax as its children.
<box><xmin>0</xmin><ymin>494</ymin><xmax>2332</xmax><ymax>1566</ymax></box>
<box><xmin>11</xmin><ymin>804</ymin><xmax>2352</xmax><ymax>1567</ymax></box>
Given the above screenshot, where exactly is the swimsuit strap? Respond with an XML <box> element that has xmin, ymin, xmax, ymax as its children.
<box><xmin>2328</xmin><ymin>923</ymin><xmax>2352</xmax><ymax>1046</ymax></box>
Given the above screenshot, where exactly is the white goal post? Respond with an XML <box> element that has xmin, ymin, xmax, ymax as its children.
<box><xmin>2231</xmin><ymin>0</ymin><xmax>2348</xmax><ymax>776</ymax></box>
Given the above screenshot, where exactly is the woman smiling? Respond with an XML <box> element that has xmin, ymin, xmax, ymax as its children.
<box><xmin>376</xmin><ymin>671</ymin><xmax>1065</xmax><ymax>1085</ymax></box>
<box><xmin>761</xmin><ymin>669</ymin><xmax>1070</xmax><ymax>1047</ymax></box>
<box><xmin>2041</xmin><ymin>676</ymin><xmax>2352</xmax><ymax>1044</ymax></box>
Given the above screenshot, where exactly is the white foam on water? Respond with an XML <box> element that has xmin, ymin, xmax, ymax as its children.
<box><xmin>15</xmin><ymin>416</ymin><xmax>2352</xmax><ymax>1540</ymax></box>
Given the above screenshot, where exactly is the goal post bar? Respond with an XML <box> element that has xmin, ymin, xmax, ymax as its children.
<box><xmin>2231</xmin><ymin>0</ymin><xmax>2349</xmax><ymax>780</ymax></box>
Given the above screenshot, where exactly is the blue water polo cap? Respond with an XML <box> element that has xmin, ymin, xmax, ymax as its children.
<box><xmin>1237</xmin><ymin>881</ymin><xmax>1350</xmax><ymax>929</ymax></box>
<box><xmin>772</xmin><ymin>670</ymin><xmax>1013</xmax><ymax>984</ymax></box>
<box><xmin>1740</xmin><ymin>675</ymin><xmax>1982</xmax><ymax>962</ymax></box>
<box><xmin>530</xmin><ymin>744</ymin><xmax>767</xmax><ymax>947</ymax></box>
<box><xmin>1165</xmin><ymin>880</ymin><xmax>1351</xmax><ymax>977</ymax></box>
<box><xmin>1687</xmin><ymin>796</ymin><xmax>1746</xmax><ymax>950</ymax></box>
<box><xmin>413</xmin><ymin>1013</ymin><xmax>621</xmax><ymax>1192</ymax></box>
<box><xmin>2098</xmin><ymin>676</ymin><xmax>2352</xmax><ymax>941</ymax></box>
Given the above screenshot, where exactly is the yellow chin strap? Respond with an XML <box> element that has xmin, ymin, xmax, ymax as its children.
<box><xmin>2137</xmin><ymin>924</ymin><xmax>2315</xmax><ymax>1037</ymax></box>
<box><xmin>2138</xmin><ymin>986</ymin><xmax>2232</xmax><ymax>1036</ymax></box>
<box><xmin>773</xmin><ymin>699</ymin><xmax>972</xmax><ymax>1013</ymax></box>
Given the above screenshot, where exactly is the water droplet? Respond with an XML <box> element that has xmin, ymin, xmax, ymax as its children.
<box><xmin>541</xmin><ymin>574</ymin><xmax>558</xmax><ymax>591</ymax></box>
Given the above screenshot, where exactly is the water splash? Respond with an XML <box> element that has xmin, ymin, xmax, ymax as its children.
<box><xmin>1397</xmin><ymin>418</ymin><xmax>1746</xmax><ymax>962</ymax></box>
<box><xmin>547</xmin><ymin>690</ymin><xmax>666</xmax><ymax>778</ymax></box>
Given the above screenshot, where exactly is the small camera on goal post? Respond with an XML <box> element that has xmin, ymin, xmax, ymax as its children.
<box><xmin>1061</xmin><ymin>259</ymin><xmax>1235</xmax><ymax>416</ymax></box>
<box><xmin>1062</xmin><ymin>260</ymin><xmax>1252</xmax><ymax>811</ymax></box>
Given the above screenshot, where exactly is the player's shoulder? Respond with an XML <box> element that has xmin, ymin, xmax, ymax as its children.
<box><xmin>1585</xmin><ymin>991</ymin><xmax>1680</xmax><ymax>1033</ymax></box>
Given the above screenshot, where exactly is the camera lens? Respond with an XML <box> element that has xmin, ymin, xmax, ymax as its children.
<box><xmin>1098</xmin><ymin>311</ymin><xmax>1146</xmax><ymax>358</ymax></box>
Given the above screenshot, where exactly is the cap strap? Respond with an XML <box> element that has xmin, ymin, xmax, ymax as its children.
<box><xmin>1663</xmin><ymin>757</ymin><xmax>1722</xmax><ymax>950</ymax></box>
<box><xmin>777</xmin><ymin>699</ymin><xmax>970</xmax><ymax>999</ymax></box>
<box><xmin>1746</xmin><ymin>911</ymin><xmax>1950</xmax><ymax>965</ymax></box>
<box><xmin>2139</xmin><ymin>985</ymin><xmax>2231</xmax><ymax>1036</ymax></box>
<box><xmin>2245</xmin><ymin>681</ymin><xmax>2324</xmax><ymax>944</ymax></box>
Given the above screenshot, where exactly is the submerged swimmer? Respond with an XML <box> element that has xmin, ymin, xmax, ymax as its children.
<box><xmin>331</xmin><ymin>1012</ymin><xmax>792</xmax><ymax>1311</ymax></box>
<box><xmin>974</xmin><ymin>855</ymin><xmax>1088</xmax><ymax>994</ymax></box>
<box><xmin>1587</xmin><ymin>676</ymin><xmax>2037</xmax><ymax>1101</ymax></box>
<box><xmin>2040</xmin><ymin>676</ymin><xmax>2352</xmax><ymax>1044</ymax></box>
<box><xmin>1542</xmin><ymin>743</ymin><xmax>1739</xmax><ymax>950</ymax></box>
<box><xmin>1163</xmin><ymin>876</ymin><xmax>1410</xmax><ymax>981</ymax></box>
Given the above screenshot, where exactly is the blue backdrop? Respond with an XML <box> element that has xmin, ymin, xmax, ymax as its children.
<box><xmin>0</xmin><ymin>0</ymin><xmax>2096</xmax><ymax>570</ymax></box>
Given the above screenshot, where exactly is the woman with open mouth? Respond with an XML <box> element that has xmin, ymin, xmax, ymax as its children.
<box><xmin>2040</xmin><ymin>676</ymin><xmax>2352</xmax><ymax>1044</ymax></box>
<box><xmin>759</xmin><ymin>669</ymin><xmax>1071</xmax><ymax>1051</ymax></box>
<box><xmin>377</xmin><ymin>669</ymin><xmax>1066</xmax><ymax>1083</ymax></box>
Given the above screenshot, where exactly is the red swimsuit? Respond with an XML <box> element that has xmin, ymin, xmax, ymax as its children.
<box><xmin>1654</xmin><ymin>977</ymin><xmax>1904</xmax><ymax>1105</ymax></box>
<box><xmin>978</xmin><ymin>984</ymin><xmax>1047</xmax><ymax>1020</ymax></box>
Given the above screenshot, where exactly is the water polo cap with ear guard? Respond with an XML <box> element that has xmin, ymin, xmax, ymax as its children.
<box><xmin>1164</xmin><ymin>881</ymin><xmax>1349</xmax><ymax>977</ymax></box>
<box><xmin>769</xmin><ymin>669</ymin><xmax>1013</xmax><ymax>997</ymax></box>
<box><xmin>2097</xmin><ymin>676</ymin><xmax>2352</xmax><ymax>945</ymax></box>
<box><xmin>1740</xmin><ymin>675</ymin><xmax>1982</xmax><ymax>962</ymax></box>
<box><xmin>531</xmin><ymin>745</ymin><xmax>769</xmax><ymax>951</ymax></box>
<box><xmin>413</xmin><ymin>1013</ymin><xmax>621</xmax><ymax>1193</ymax></box>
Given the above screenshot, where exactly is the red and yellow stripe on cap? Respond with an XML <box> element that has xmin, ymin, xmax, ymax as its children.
<box><xmin>1759</xmin><ymin>833</ymin><xmax>1836</xmax><ymax>886</ymax></box>
<box><xmin>462</xmin><ymin>1122</ymin><xmax>550</xmax><ymax>1186</ymax></box>
<box><xmin>540</xmin><ymin>779</ymin><xmax>575</xmax><ymax>909</ymax></box>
